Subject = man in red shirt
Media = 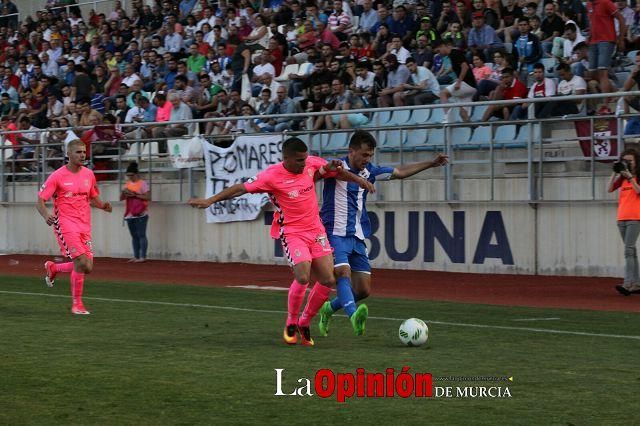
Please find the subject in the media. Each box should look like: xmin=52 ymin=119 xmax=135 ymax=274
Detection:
xmin=587 ymin=0 xmax=627 ymax=93
xmin=481 ymin=67 xmax=528 ymax=121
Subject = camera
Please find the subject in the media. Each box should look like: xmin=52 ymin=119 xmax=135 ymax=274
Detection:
xmin=613 ymin=159 xmax=631 ymax=174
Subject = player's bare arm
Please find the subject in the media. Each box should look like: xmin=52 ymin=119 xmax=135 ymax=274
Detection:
xmin=36 ymin=197 xmax=56 ymax=226
xmin=91 ymin=196 xmax=113 ymax=213
xmin=188 ymin=183 xmax=248 ymax=209
xmin=391 ymin=153 xmax=449 ymax=180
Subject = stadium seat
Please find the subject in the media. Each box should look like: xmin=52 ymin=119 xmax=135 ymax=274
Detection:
xmin=320 ymin=132 xmax=330 ymax=150
xmin=515 ymin=123 xmax=541 ymax=145
xmin=2 ymin=140 xmax=13 ymax=161
xmin=140 ymin=142 xmax=161 ymax=160
xmin=123 ymin=142 xmax=144 ymax=159
xmin=405 ymin=128 xmax=428 ymax=149
xmin=426 ymin=128 xmax=445 ymax=150
xmin=363 ymin=110 xmax=391 ymax=127
xmin=494 ymin=125 xmax=518 ymax=148
xmin=616 ymin=71 xmax=630 ymax=88
xmin=407 ymin=108 xmax=431 ymax=124
xmin=450 ymin=126 xmax=473 ymax=148
xmin=325 ymin=132 xmax=350 ymax=152
xmin=297 ymin=62 xmax=313 ymax=76
xmin=628 ymin=50 xmax=639 ymax=61
xmin=427 ymin=107 xmax=445 ymax=124
xmin=470 ymin=104 xmax=488 ymax=122
xmin=541 ymin=58 xmax=558 ymax=77
xmin=378 ymin=129 xmax=405 ymax=151
xmin=469 ymin=125 xmax=492 ymax=148
xmin=241 ymin=73 xmax=251 ymax=101
xmin=387 ymin=109 xmax=411 ymax=126
xmin=275 ymin=63 xmax=299 ymax=82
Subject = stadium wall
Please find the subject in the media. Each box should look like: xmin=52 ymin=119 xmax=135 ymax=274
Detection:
xmin=0 ymin=180 xmax=622 ymax=277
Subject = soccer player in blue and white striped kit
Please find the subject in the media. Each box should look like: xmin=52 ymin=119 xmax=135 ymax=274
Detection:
xmin=318 ymin=130 xmax=448 ymax=336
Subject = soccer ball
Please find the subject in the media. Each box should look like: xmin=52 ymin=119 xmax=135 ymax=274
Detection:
xmin=399 ymin=318 xmax=429 ymax=347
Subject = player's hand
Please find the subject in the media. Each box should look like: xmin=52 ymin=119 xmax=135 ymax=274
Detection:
xmin=188 ymin=198 xmax=212 ymax=209
xmin=359 ymin=178 xmax=376 ymax=193
xmin=326 ymin=159 xmax=344 ymax=172
xmin=102 ymin=202 xmax=112 ymax=213
xmin=432 ymin=153 xmax=449 ymax=167
xmin=44 ymin=213 xmax=56 ymax=226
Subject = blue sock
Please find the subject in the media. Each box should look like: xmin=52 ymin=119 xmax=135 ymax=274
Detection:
xmin=330 ymin=297 xmax=342 ymax=312
xmin=336 ymin=276 xmax=357 ymax=317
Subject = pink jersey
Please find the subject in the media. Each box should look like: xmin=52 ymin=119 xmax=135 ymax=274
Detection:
xmin=38 ymin=166 xmax=99 ymax=234
xmin=244 ymin=155 xmax=329 ymax=239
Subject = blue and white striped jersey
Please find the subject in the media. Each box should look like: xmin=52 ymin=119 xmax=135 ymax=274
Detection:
xmin=320 ymin=157 xmax=394 ymax=240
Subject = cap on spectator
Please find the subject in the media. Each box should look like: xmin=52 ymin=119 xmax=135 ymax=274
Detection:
xmin=472 ymin=11 xmax=484 ymax=19
xmin=421 ymin=16 xmax=430 ymax=22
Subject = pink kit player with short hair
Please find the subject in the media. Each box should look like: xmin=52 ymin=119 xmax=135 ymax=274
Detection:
xmin=36 ymin=139 xmax=112 ymax=315
xmin=189 ymin=137 xmax=374 ymax=346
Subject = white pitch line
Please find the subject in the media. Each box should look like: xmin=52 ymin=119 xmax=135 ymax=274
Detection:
xmin=1 ymin=290 xmax=639 ymax=341
xmin=511 ymin=317 xmax=561 ymax=322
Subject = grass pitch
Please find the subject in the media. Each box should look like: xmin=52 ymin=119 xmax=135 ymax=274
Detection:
xmin=1 ymin=276 xmax=639 ymax=425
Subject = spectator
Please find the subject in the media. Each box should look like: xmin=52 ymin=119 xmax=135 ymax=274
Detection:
xmin=324 ymin=76 xmax=369 ymax=130
xmin=377 ymin=54 xmax=410 ymax=107
xmin=467 ymin=12 xmax=502 ymax=62
xmin=511 ymin=62 xmax=558 ymax=119
xmin=472 ymin=53 xmax=494 ymax=83
xmin=121 ymin=162 xmax=151 ymax=263
xmin=151 ymin=92 xmax=193 ymax=151
xmin=437 ymin=40 xmax=478 ymax=122
xmin=587 ymin=0 xmax=627 ymax=94
xmin=265 ymin=86 xmax=295 ymax=132
xmin=388 ymin=5 xmax=415 ymax=40
xmin=328 ymin=0 xmax=353 ymax=41
xmin=358 ymin=0 xmax=379 ymax=33
xmin=481 ymin=67 xmax=527 ymax=121
xmin=513 ymin=17 xmax=543 ymax=76
xmin=540 ymin=3 xmax=566 ymax=54
xmin=384 ymin=34 xmax=411 ymax=64
xmin=537 ymin=63 xmax=587 ymax=118
xmin=401 ymin=57 xmax=440 ymax=105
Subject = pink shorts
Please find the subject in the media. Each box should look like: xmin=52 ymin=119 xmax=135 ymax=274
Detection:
xmin=54 ymin=230 xmax=94 ymax=260
xmin=281 ymin=230 xmax=333 ymax=266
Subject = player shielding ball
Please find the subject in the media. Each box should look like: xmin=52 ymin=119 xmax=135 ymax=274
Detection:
xmin=36 ymin=139 xmax=112 ymax=315
xmin=318 ymin=130 xmax=448 ymax=336
xmin=188 ymin=137 xmax=375 ymax=346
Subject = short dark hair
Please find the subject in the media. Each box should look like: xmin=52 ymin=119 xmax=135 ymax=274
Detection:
xmin=556 ymin=63 xmax=571 ymax=73
xmin=405 ymin=57 xmax=416 ymax=65
xmin=501 ymin=67 xmax=514 ymax=75
xmin=282 ymin=137 xmax=308 ymax=157
xmin=533 ymin=62 xmax=545 ymax=71
xmin=349 ymin=130 xmax=377 ymax=150
xmin=565 ymin=22 xmax=577 ymax=33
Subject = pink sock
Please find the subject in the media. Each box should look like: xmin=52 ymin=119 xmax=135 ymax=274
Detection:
xmin=287 ymin=280 xmax=308 ymax=326
xmin=298 ymin=283 xmax=332 ymax=327
xmin=71 ymin=270 xmax=85 ymax=305
xmin=55 ymin=262 xmax=74 ymax=273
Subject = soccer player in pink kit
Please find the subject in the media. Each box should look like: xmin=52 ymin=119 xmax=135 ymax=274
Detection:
xmin=189 ymin=137 xmax=374 ymax=346
xmin=36 ymin=139 xmax=113 ymax=315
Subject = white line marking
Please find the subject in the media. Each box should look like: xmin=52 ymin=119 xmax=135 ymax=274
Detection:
xmin=512 ymin=317 xmax=561 ymax=322
xmin=1 ymin=290 xmax=638 ymax=341
xmin=227 ymin=285 xmax=289 ymax=291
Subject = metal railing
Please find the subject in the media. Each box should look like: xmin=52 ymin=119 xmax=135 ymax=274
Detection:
xmin=1 ymin=90 xmax=639 ymax=204
xmin=48 ymin=0 xmax=127 ymax=17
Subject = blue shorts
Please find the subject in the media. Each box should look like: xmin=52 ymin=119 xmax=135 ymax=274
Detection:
xmin=588 ymin=42 xmax=615 ymax=70
xmin=328 ymin=235 xmax=371 ymax=274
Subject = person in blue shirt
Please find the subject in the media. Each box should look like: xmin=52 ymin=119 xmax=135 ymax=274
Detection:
xmin=318 ymin=130 xmax=448 ymax=336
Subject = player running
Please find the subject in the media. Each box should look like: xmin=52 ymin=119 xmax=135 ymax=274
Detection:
xmin=37 ymin=139 xmax=113 ymax=315
xmin=188 ymin=137 xmax=375 ymax=346
xmin=318 ymin=130 xmax=448 ymax=336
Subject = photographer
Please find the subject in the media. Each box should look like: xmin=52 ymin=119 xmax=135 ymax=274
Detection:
xmin=608 ymin=148 xmax=640 ymax=295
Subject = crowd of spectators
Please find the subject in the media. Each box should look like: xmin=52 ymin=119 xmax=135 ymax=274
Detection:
xmin=1 ymin=0 xmax=640 ymax=165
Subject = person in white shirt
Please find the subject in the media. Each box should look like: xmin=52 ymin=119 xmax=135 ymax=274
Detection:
xmin=121 ymin=64 xmax=142 ymax=88
xmin=251 ymin=52 xmax=276 ymax=97
xmin=385 ymin=34 xmax=411 ymax=64
xmin=401 ymin=57 xmax=440 ymax=105
xmin=352 ymin=62 xmax=376 ymax=106
xmin=511 ymin=62 xmax=557 ymax=119
xmin=164 ymin=26 xmax=184 ymax=54
xmin=537 ymin=62 xmax=586 ymax=118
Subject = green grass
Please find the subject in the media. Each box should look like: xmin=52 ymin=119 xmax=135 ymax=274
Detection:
xmin=1 ymin=275 xmax=639 ymax=425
